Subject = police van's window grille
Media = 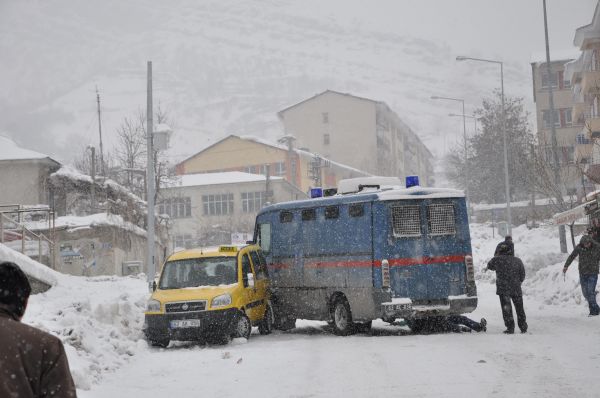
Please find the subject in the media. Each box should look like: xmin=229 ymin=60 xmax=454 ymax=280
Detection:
xmin=391 ymin=206 xmax=422 ymax=237
xmin=427 ymin=204 xmax=456 ymax=236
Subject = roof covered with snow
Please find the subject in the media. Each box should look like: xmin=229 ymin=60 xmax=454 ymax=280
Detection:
xmin=529 ymin=49 xmax=580 ymax=65
xmin=0 ymin=134 xmax=59 ymax=163
xmin=169 ymin=171 xmax=283 ymax=188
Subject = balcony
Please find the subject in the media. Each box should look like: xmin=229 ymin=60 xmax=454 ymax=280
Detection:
xmin=582 ymin=70 xmax=600 ymax=95
xmin=589 ymin=116 xmax=600 ymax=137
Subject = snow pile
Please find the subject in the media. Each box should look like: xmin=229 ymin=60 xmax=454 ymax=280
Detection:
xmin=470 ymin=223 xmax=586 ymax=308
xmin=0 ymin=242 xmax=59 ymax=286
xmin=22 ymin=274 xmax=149 ymax=390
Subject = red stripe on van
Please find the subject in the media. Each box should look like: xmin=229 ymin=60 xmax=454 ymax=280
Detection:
xmin=269 ymin=263 xmax=291 ymax=270
xmin=386 ymin=255 xmax=465 ymax=267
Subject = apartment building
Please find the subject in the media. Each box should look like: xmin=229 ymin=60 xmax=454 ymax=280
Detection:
xmin=531 ymin=53 xmax=587 ymax=194
xmin=277 ymin=90 xmax=434 ymax=186
xmin=566 ymin=2 xmax=600 ymax=184
xmin=159 ymin=172 xmax=306 ymax=248
xmin=175 ymin=134 xmax=371 ymax=193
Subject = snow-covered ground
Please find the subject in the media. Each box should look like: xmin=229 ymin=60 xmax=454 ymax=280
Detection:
xmin=11 ymin=223 xmax=600 ymax=397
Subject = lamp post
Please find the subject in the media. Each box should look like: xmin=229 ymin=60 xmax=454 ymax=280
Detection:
xmin=448 ymin=113 xmax=479 ymax=135
xmin=431 ymin=96 xmax=469 ymax=204
xmin=456 ymin=55 xmax=512 ymax=235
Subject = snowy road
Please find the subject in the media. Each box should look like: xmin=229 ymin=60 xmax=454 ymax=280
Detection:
xmin=79 ymin=283 xmax=600 ymax=398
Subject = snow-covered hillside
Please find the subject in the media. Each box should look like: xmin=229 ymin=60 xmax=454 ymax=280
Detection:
xmin=0 ymin=0 xmax=535 ymax=165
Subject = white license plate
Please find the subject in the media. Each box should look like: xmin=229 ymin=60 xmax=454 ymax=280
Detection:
xmin=170 ymin=319 xmax=201 ymax=329
xmin=393 ymin=304 xmax=411 ymax=311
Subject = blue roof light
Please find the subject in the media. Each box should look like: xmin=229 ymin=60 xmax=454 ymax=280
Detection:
xmin=406 ymin=175 xmax=419 ymax=188
xmin=310 ymin=187 xmax=323 ymax=198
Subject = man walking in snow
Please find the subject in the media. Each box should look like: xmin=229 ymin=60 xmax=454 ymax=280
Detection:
xmin=0 ymin=261 xmax=77 ymax=397
xmin=487 ymin=243 xmax=528 ymax=334
xmin=494 ymin=235 xmax=514 ymax=256
xmin=563 ymin=235 xmax=600 ymax=316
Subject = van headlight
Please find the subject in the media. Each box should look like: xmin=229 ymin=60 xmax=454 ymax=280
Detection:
xmin=211 ymin=294 xmax=232 ymax=308
xmin=146 ymin=299 xmax=161 ymax=312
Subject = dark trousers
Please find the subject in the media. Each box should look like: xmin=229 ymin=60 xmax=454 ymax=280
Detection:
xmin=446 ymin=315 xmax=483 ymax=332
xmin=499 ymin=295 xmax=527 ymax=332
xmin=580 ymin=274 xmax=600 ymax=315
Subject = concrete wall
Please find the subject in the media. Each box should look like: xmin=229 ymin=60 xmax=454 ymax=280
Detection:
xmin=0 ymin=159 xmax=58 ymax=206
xmin=53 ymin=225 xmax=163 ymax=277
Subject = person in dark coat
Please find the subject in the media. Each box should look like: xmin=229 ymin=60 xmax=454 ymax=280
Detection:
xmin=487 ymin=243 xmax=527 ymax=334
xmin=494 ymin=235 xmax=514 ymax=256
xmin=563 ymin=235 xmax=600 ymax=316
xmin=0 ymin=261 xmax=77 ymax=398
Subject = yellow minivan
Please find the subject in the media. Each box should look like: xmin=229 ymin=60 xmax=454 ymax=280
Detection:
xmin=144 ymin=244 xmax=274 ymax=347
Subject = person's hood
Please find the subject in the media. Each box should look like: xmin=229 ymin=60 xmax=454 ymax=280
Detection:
xmin=580 ymin=235 xmax=592 ymax=246
xmin=0 ymin=304 xmax=20 ymax=321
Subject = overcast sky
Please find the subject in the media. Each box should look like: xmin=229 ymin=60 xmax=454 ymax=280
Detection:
xmin=0 ymin=0 xmax=596 ymax=164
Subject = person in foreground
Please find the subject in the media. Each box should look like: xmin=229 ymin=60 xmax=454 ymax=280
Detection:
xmin=487 ymin=243 xmax=528 ymax=334
xmin=563 ymin=235 xmax=600 ymax=316
xmin=0 ymin=261 xmax=77 ymax=398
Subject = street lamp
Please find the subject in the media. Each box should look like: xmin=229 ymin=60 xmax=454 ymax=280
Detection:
xmin=456 ymin=55 xmax=512 ymax=235
xmin=431 ymin=96 xmax=469 ymax=205
xmin=449 ymin=113 xmax=479 ymax=135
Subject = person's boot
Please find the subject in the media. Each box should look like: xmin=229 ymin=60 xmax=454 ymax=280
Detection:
xmin=502 ymin=329 xmax=514 ymax=334
xmin=480 ymin=318 xmax=487 ymax=332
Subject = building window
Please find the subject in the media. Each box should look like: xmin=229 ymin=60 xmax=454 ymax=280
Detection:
xmin=541 ymin=72 xmax=558 ymax=89
xmin=542 ymin=110 xmax=560 ymax=128
xmin=158 ymin=197 xmax=191 ymax=219
xmin=301 ymin=209 xmax=316 ymax=221
xmin=576 ymin=133 xmax=591 ymax=145
xmin=174 ymin=234 xmax=195 ymax=249
xmin=242 ymin=191 xmax=267 ymax=213
xmin=563 ymin=109 xmax=572 ymax=127
xmin=202 ymin=193 xmax=234 ymax=215
xmin=322 ymin=112 xmax=329 ymax=123
xmin=324 ymin=133 xmax=330 ymax=145
xmin=274 ymin=161 xmax=286 ymax=176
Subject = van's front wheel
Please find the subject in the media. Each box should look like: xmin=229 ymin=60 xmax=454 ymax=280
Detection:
xmin=331 ymin=297 xmax=355 ymax=336
xmin=258 ymin=304 xmax=274 ymax=335
xmin=231 ymin=312 xmax=252 ymax=340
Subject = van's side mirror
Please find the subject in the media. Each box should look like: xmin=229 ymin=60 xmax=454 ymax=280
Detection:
xmin=247 ymin=273 xmax=255 ymax=288
xmin=152 ymin=280 xmax=157 ymax=292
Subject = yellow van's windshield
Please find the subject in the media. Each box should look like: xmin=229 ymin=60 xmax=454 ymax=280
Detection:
xmin=159 ymin=257 xmax=238 ymax=289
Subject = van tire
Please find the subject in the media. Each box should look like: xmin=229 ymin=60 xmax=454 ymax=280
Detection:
xmin=258 ymin=304 xmax=274 ymax=335
xmin=331 ymin=297 xmax=355 ymax=336
xmin=231 ymin=312 xmax=252 ymax=340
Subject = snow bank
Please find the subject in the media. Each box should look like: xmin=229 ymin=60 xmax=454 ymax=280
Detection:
xmin=0 ymin=242 xmax=59 ymax=286
xmin=470 ymin=223 xmax=587 ymax=308
xmin=22 ymin=273 xmax=149 ymax=390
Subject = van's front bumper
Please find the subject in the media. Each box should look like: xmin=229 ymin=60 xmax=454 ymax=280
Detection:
xmin=382 ymin=295 xmax=478 ymax=319
xmin=144 ymin=308 xmax=238 ymax=341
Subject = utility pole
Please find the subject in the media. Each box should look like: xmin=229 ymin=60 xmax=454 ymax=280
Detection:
xmin=146 ymin=61 xmax=156 ymax=291
xmin=96 ymin=87 xmax=105 ymax=176
xmin=543 ymin=0 xmax=567 ymax=253
xmin=89 ymin=146 xmax=96 ymax=212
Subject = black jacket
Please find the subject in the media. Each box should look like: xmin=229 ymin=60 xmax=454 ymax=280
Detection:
xmin=487 ymin=254 xmax=526 ymax=296
xmin=564 ymin=235 xmax=600 ymax=275
xmin=0 ymin=306 xmax=77 ymax=398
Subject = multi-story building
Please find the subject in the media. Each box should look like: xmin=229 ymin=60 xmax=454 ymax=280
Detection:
xmin=277 ymin=90 xmax=434 ymax=186
xmin=159 ymin=171 xmax=306 ymax=248
xmin=531 ymin=53 xmax=588 ymax=194
xmin=175 ymin=134 xmax=371 ymax=193
xmin=566 ymin=2 xmax=600 ymax=184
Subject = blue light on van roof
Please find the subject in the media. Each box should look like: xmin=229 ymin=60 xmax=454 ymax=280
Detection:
xmin=406 ymin=175 xmax=419 ymax=188
xmin=310 ymin=187 xmax=323 ymax=198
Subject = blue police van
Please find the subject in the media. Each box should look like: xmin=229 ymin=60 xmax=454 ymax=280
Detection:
xmin=252 ymin=177 xmax=477 ymax=335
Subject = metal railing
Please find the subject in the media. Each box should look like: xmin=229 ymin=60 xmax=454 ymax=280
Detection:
xmin=0 ymin=209 xmax=56 ymax=269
